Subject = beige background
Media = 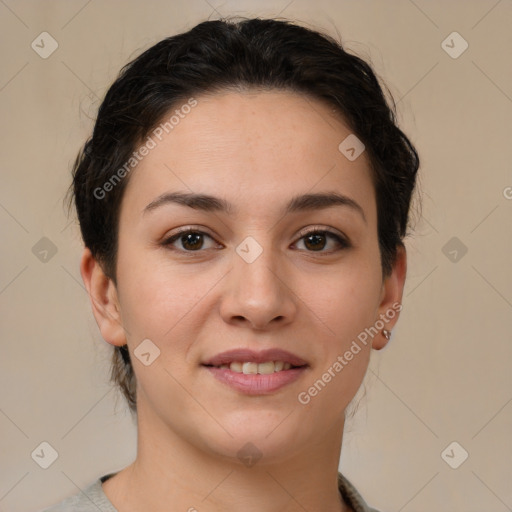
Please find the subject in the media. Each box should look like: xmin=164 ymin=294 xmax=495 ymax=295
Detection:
xmin=1 ymin=1 xmax=511 ymax=511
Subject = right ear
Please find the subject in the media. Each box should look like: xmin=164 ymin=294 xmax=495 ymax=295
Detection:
xmin=79 ymin=247 xmax=127 ymax=347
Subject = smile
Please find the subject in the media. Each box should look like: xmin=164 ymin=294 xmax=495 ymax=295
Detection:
xmin=210 ymin=361 xmax=297 ymax=374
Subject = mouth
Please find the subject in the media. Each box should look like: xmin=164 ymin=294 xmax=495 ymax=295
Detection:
xmin=202 ymin=360 xmax=306 ymax=374
xmin=201 ymin=347 xmax=308 ymax=371
xmin=201 ymin=348 xmax=309 ymax=394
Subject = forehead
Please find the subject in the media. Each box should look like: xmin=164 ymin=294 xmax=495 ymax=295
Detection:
xmin=121 ymin=90 xmax=376 ymax=222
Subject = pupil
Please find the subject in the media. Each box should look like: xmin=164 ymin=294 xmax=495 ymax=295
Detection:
xmin=183 ymin=233 xmax=203 ymax=250
xmin=305 ymin=233 xmax=325 ymax=251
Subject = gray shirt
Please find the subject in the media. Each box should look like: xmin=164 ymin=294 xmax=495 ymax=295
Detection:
xmin=40 ymin=472 xmax=381 ymax=512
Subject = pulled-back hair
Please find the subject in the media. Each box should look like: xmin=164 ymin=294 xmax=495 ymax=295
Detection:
xmin=67 ymin=17 xmax=420 ymax=414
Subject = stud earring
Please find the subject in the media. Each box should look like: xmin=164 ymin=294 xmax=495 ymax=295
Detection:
xmin=382 ymin=329 xmax=391 ymax=341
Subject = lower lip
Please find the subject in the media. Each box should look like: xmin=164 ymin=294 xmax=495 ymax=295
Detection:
xmin=203 ymin=365 xmax=308 ymax=395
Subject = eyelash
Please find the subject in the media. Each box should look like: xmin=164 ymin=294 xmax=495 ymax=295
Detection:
xmin=161 ymin=226 xmax=350 ymax=254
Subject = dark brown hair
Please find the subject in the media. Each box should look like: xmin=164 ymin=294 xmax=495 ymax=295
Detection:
xmin=67 ymin=17 xmax=420 ymax=414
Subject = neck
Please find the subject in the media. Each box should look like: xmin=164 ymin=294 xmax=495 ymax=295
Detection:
xmin=104 ymin=397 xmax=352 ymax=512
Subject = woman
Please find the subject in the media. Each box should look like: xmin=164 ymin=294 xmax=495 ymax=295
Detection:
xmin=44 ymin=16 xmax=418 ymax=512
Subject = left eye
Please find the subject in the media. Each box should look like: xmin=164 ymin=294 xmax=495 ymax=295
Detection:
xmin=294 ymin=230 xmax=348 ymax=252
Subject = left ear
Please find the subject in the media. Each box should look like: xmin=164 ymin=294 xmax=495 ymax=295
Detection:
xmin=372 ymin=244 xmax=407 ymax=350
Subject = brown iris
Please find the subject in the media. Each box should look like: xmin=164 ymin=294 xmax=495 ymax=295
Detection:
xmin=180 ymin=232 xmax=204 ymax=250
xmin=303 ymin=232 xmax=327 ymax=251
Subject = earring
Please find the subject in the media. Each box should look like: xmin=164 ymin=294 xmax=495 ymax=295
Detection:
xmin=382 ymin=329 xmax=391 ymax=340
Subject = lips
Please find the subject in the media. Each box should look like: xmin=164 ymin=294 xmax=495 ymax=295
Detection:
xmin=201 ymin=348 xmax=308 ymax=368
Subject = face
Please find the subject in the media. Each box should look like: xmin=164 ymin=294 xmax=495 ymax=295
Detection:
xmin=85 ymin=90 xmax=406 ymax=464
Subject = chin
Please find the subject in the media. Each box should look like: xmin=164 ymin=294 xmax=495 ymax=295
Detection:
xmin=199 ymin=414 xmax=307 ymax=466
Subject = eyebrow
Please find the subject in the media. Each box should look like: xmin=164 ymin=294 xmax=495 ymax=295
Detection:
xmin=143 ymin=191 xmax=366 ymax=223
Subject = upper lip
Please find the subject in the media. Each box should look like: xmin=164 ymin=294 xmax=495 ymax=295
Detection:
xmin=202 ymin=348 xmax=308 ymax=367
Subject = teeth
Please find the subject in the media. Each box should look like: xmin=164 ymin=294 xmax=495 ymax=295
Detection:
xmin=257 ymin=361 xmax=275 ymax=374
xmin=218 ymin=361 xmax=297 ymax=374
xmin=242 ymin=362 xmax=258 ymax=374
xmin=230 ymin=361 xmax=243 ymax=372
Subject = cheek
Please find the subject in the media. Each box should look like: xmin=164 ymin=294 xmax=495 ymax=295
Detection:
xmin=301 ymin=255 xmax=382 ymax=342
xmin=294 ymin=266 xmax=380 ymax=422
xmin=117 ymin=251 xmax=207 ymax=335
xmin=116 ymin=253 xmax=226 ymax=386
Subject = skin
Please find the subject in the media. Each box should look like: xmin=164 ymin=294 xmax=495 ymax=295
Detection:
xmin=81 ymin=90 xmax=407 ymax=512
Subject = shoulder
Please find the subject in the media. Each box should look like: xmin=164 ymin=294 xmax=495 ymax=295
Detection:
xmin=338 ymin=472 xmax=383 ymax=512
xmin=38 ymin=474 xmax=118 ymax=512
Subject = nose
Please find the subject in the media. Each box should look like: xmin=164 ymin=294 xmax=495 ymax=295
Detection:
xmin=219 ymin=245 xmax=297 ymax=330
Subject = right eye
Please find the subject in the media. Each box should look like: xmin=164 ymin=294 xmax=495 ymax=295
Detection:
xmin=161 ymin=228 xmax=221 ymax=252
